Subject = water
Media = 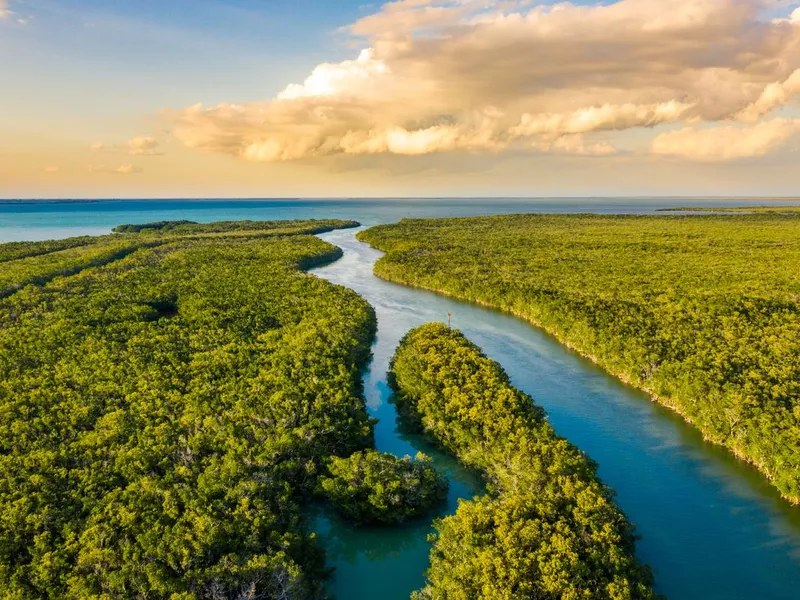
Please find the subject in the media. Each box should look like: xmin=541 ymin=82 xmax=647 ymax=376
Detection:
xmin=3 ymin=197 xmax=800 ymax=242
xmin=3 ymin=198 xmax=800 ymax=599
xmin=310 ymin=228 xmax=800 ymax=600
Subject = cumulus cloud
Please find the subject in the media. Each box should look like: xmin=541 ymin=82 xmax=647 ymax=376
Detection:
xmin=651 ymin=119 xmax=800 ymax=161
xmin=735 ymin=69 xmax=800 ymax=123
xmin=170 ymin=0 xmax=800 ymax=162
xmin=88 ymin=164 xmax=143 ymax=174
xmin=91 ymin=136 xmax=163 ymax=156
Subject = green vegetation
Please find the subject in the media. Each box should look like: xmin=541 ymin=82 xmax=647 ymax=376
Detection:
xmin=0 ymin=238 xmax=154 ymax=299
xmin=0 ymin=237 xmax=98 ymax=263
xmin=112 ymin=220 xmax=199 ymax=232
xmin=390 ymin=323 xmax=658 ymax=600
xmin=657 ymin=206 xmax=800 ymax=213
xmin=359 ymin=214 xmax=800 ymax=503
xmin=0 ymin=220 xmax=377 ymax=598
xmin=319 ymin=450 xmax=448 ymax=526
xmin=112 ymin=219 xmax=360 ymax=236
xmin=0 ymin=219 xmax=361 ymax=301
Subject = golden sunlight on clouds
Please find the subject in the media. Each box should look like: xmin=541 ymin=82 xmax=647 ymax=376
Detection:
xmin=90 ymin=137 xmax=163 ymax=156
xmin=651 ymin=119 xmax=800 ymax=161
xmin=170 ymin=0 xmax=800 ymax=164
xmin=88 ymin=164 xmax=143 ymax=175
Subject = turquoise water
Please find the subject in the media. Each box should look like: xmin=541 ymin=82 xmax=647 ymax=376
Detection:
xmin=311 ymin=228 xmax=800 ymax=600
xmin=3 ymin=198 xmax=800 ymax=599
xmin=4 ymin=197 xmax=800 ymax=241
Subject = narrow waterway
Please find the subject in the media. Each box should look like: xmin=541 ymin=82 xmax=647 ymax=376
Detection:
xmin=310 ymin=227 xmax=800 ymax=600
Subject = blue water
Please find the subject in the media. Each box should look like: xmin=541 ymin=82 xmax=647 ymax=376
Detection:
xmin=3 ymin=197 xmax=800 ymax=242
xmin=310 ymin=228 xmax=800 ymax=600
xmin=3 ymin=197 xmax=800 ymax=599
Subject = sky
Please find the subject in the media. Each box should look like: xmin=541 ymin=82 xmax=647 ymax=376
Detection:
xmin=2 ymin=0 xmax=800 ymax=198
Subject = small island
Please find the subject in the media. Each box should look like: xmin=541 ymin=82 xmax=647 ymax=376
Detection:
xmin=319 ymin=450 xmax=449 ymax=526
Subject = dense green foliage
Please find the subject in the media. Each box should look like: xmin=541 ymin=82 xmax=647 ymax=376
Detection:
xmin=112 ymin=220 xmax=198 ymax=232
xmin=390 ymin=324 xmax=658 ymax=600
xmin=0 ymin=219 xmax=361 ymax=301
xmin=0 ymin=221 xmax=376 ymax=598
xmin=0 ymin=238 xmax=153 ymax=299
xmin=318 ymin=450 xmax=448 ymax=526
xmin=0 ymin=237 xmax=98 ymax=263
xmin=113 ymin=219 xmax=360 ymax=236
xmin=657 ymin=206 xmax=800 ymax=213
xmin=360 ymin=214 xmax=800 ymax=502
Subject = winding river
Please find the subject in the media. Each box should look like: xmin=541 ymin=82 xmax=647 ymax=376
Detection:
xmin=310 ymin=227 xmax=800 ymax=600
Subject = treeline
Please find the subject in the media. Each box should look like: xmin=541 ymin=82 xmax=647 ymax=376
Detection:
xmin=0 ymin=219 xmax=360 ymax=301
xmin=112 ymin=220 xmax=198 ymax=232
xmin=390 ymin=323 xmax=658 ymax=599
xmin=0 ymin=222 xmax=376 ymax=598
xmin=657 ymin=206 xmax=800 ymax=213
xmin=113 ymin=219 xmax=361 ymax=236
xmin=359 ymin=214 xmax=800 ymax=502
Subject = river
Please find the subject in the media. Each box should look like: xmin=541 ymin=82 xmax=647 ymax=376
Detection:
xmin=3 ymin=198 xmax=800 ymax=599
xmin=310 ymin=227 xmax=800 ymax=600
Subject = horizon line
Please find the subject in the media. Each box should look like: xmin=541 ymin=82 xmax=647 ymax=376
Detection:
xmin=3 ymin=196 xmax=800 ymax=203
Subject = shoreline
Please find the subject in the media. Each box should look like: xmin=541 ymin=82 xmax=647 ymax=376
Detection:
xmin=363 ymin=265 xmax=800 ymax=507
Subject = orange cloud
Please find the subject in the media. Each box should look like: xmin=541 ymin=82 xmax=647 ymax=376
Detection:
xmin=651 ymin=119 xmax=800 ymax=161
xmin=170 ymin=0 xmax=800 ymax=162
xmin=88 ymin=164 xmax=143 ymax=174
xmin=90 ymin=137 xmax=163 ymax=156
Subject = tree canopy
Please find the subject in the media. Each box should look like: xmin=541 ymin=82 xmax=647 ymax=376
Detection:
xmin=390 ymin=323 xmax=658 ymax=600
xmin=361 ymin=213 xmax=800 ymax=503
xmin=318 ymin=450 xmax=448 ymax=526
xmin=0 ymin=220 xmax=375 ymax=598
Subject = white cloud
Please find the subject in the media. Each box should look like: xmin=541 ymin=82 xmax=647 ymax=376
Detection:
xmin=651 ymin=119 xmax=800 ymax=161
xmin=88 ymin=164 xmax=143 ymax=174
xmin=170 ymin=0 xmax=800 ymax=162
xmin=277 ymin=49 xmax=390 ymax=100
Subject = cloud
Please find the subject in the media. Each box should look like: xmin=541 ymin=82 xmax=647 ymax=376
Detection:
xmin=170 ymin=0 xmax=800 ymax=162
xmin=510 ymin=102 xmax=695 ymax=138
xmin=90 ymin=137 xmax=163 ymax=156
xmin=651 ymin=119 xmax=800 ymax=161
xmin=276 ymin=49 xmax=390 ymax=100
xmin=88 ymin=164 xmax=143 ymax=174
xmin=43 ymin=166 xmax=60 ymax=173
xmin=735 ymin=69 xmax=800 ymax=123
xmin=126 ymin=137 xmax=161 ymax=155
